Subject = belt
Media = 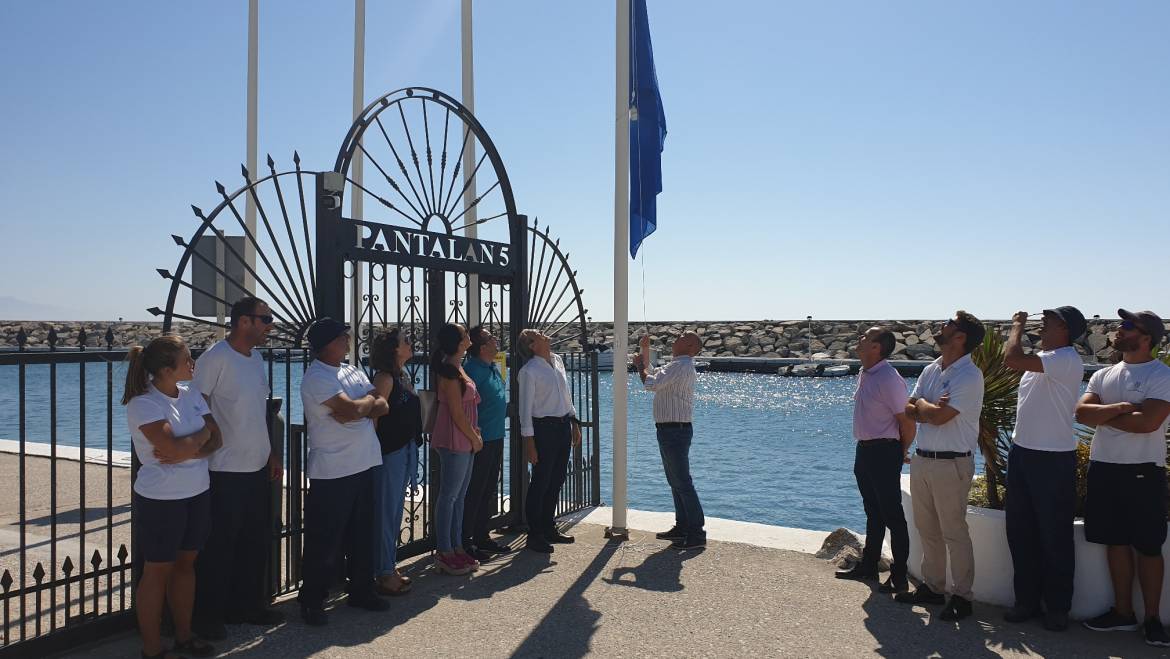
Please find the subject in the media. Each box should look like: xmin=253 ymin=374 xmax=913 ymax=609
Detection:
xmin=534 ymin=414 xmax=572 ymax=424
xmin=858 ymin=438 xmax=900 ymax=447
xmin=916 ymin=449 xmax=972 ymax=459
xmin=656 ymin=422 xmax=692 ymax=429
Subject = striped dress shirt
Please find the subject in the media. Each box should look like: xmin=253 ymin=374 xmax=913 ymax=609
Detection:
xmin=644 ymin=355 xmax=696 ymax=423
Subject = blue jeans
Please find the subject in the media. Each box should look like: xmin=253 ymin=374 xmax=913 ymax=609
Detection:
xmin=372 ymin=443 xmax=418 ymax=576
xmin=435 ymin=448 xmax=475 ymax=553
xmin=656 ymin=425 xmax=705 ymax=540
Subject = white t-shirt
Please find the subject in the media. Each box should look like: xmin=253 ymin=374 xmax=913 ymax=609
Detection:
xmin=1087 ymin=359 xmax=1170 ymax=466
xmin=910 ymin=354 xmax=984 ymax=454
xmin=126 ymin=382 xmax=212 ymax=500
xmin=1012 ymin=347 xmax=1084 ymax=452
xmin=194 ymin=340 xmax=271 ymax=473
xmin=300 ymin=360 xmax=382 ymax=480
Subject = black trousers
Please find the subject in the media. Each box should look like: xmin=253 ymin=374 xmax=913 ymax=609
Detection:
xmin=193 ymin=468 xmax=270 ymax=623
xmin=298 ymin=468 xmax=376 ymax=608
xmin=463 ymin=439 xmax=504 ymax=546
xmin=854 ymin=440 xmax=909 ymax=577
xmin=1005 ymin=445 xmax=1076 ymax=614
xmin=526 ymin=419 xmax=571 ymax=538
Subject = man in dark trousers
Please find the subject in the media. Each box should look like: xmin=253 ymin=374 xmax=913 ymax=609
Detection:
xmin=836 ymin=327 xmax=915 ymax=593
xmin=192 ymin=297 xmax=284 ymax=639
xmin=1002 ymin=307 xmax=1086 ymax=632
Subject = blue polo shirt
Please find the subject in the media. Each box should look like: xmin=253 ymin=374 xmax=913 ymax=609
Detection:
xmin=464 ymin=356 xmax=507 ymax=441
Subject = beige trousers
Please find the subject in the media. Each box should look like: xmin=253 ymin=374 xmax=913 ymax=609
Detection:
xmin=909 ymin=454 xmax=975 ymax=600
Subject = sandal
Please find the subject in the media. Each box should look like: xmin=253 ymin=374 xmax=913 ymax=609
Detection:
xmin=172 ymin=636 xmax=216 ymax=658
xmin=375 ymin=574 xmax=412 ymax=596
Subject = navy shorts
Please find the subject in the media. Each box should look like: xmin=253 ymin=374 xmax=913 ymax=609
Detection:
xmin=134 ymin=490 xmax=212 ymax=563
xmin=1083 ymin=461 xmax=1168 ymax=556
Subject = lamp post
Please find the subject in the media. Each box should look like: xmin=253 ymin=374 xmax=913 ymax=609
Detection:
xmin=807 ymin=315 xmax=813 ymax=361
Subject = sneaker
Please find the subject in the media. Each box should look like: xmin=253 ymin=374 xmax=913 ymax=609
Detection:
xmin=670 ymin=536 xmax=706 ymax=550
xmin=299 ymin=604 xmax=328 ymax=627
xmin=894 ymin=586 xmax=945 ymax=606
xmin=655 ymin=526 xmax=686 ymax=541
xmin=1083 ymin=608 xmax=1139 ymax=632
xmin=1043 ymin=611 xmax=1069 ymax=632
xmin=1145 ymin=618 xmax=1170 ymax=647
xmin=347 ymin=593 xmax=390 ymax=612
xmin=834 ymin=564 xmax=878 ymax=581
xmin=878 ymin=575 xmax=909 ymax=594
xmin=456 ymin=552 xmax=481 ymax=570
xmin=1003 ymin=605 xmax=1041 ymax=624
xmin=939 ymin=595 xmax=972 ymax=621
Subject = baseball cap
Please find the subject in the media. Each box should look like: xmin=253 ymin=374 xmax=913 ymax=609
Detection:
xmin=307 ymin=317 xmax=350 ymax=352
xmin=1118 ymin=309 xmax=1165 ymax=345
xmin=1043 ymin=306 xmax=1087 ymax=342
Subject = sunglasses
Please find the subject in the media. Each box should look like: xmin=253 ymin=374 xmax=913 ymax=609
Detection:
xmin=1120 ymin=319 xmax=1148 ymax=335
xmin=243 ymin=313 xmax=275 ymax=325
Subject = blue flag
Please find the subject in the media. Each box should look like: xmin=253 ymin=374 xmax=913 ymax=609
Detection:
xmin=629 ymin=0 xmax=666 ymax=258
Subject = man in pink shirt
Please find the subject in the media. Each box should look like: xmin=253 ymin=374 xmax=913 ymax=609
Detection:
xmin=836 ymin=327 xmax=916 ymax=593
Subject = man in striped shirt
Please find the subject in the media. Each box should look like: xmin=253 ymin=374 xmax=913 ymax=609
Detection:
xmin=637 ymin=331 xmax=705 ymax=549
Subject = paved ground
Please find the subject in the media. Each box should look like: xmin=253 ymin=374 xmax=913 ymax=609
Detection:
xmin=70 ymin=520 xmax=1167 ymax=659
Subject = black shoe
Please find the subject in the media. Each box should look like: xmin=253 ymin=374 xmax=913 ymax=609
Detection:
xmin=467 ymin=547 xmax=493 ymax=562
xmin=1146 ymin=618 xmax=1170 ymax=647
xmin=878 ymin=575 xmax=909 ymax=594
xmin=347 ymin=593 xmax=390 ymax=612
xmin=476 ymin=538 xmax=513 ymax=554
xmin=894 ymin=586 xmax=945 ymax=606
xmin=546 ymin=531 xmax=575 ymax=544
xmin=655 ymin=526 xmax=686 ymax=541
xmin=670 ymin=536 xmax=706 ymax=550
xmin=225 ymin=608 xmax=286 ymax=626
xmin=300 ymin=604 xmax=328 ymax=627
xmin=939 ymin=596 xmax=973 ymax=621
xmin=1003 ymin=605 xmax=1041 ymax=624
xmin=834 ymin=563 xmax=878 ymax=581
xmin=1043 ymin=611 xmax=1069 ymax=632
xmin=526 ymin=540 xmax=554 ymax=554
xmin=190 ymin=620 xmax=226 ymax=641
xmin=1083 ymin=608 xmax=1139 ymax=632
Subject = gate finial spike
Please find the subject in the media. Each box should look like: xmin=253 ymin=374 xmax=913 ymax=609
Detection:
xmin=241 ymin=163 xmax=251 ymax=180
xmin=293 ymin=151 xmax=301 ymax=166
xmin=214 ymin=181 xmax=227 ymax=196
xmin=171 ymin=235 xmax=187 ymax=247
xmin=147 ymin=307 xmax=164 ymax=317
xmin=267 ymin=154 xmax=276 ymax=170
xmin=191 ymin=205 xmax=205 ymax=218
xmin=157 ymin=269 xmax=172 ymax=280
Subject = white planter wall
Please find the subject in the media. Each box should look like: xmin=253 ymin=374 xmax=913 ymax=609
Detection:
xmin=900 ymin=474 xmax=1170 ymax=623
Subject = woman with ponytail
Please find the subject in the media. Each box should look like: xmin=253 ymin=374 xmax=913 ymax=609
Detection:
xmin=428 ymin=323 xmax=483 ymax=575
xmin=123 ymin=335 xmax=222 ymax=659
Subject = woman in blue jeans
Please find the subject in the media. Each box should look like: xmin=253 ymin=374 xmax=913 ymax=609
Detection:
xmin=370 ymin=328 xmax=422 ymax=594
xmin=429 ymin=323 xmax=483 ymax=575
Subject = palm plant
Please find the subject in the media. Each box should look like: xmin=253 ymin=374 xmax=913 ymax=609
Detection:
xmin=970 ymin=329 xmax=1023 ymax=509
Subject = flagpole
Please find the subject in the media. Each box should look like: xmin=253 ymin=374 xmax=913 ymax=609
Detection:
xmin=607 ymin=0 xmax=631 ymax=540
xmin=349 ymin=0 xmax=365 ymax=362
xmin=461 ymin=0 xmax=480 ymax=327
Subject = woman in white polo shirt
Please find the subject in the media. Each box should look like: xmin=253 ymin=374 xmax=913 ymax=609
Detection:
xmin=123 ymin=335 xmax=222 ymax=659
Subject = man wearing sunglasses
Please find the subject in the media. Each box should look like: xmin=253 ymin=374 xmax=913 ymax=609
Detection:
xmin=1077 ymin=309 xmax=1170 ymax=647
xmin=192 ymin=297 xmax=285 ymax=638
xmin=1001 ymin=306 xmax=1086 ymax=632
xmin=896 ymin=311 xmax=985 ymax=622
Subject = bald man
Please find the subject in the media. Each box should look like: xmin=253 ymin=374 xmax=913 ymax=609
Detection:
xmin=637 ymin=332 xmax=706 ymax=549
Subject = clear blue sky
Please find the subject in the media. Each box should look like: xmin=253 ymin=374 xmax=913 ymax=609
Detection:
xmin=1 ymin=1 xmax=1167 ymax=322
